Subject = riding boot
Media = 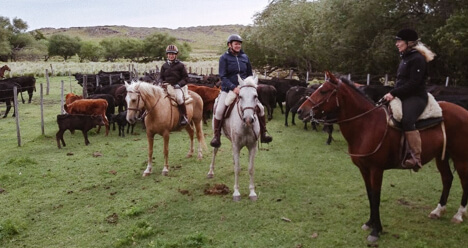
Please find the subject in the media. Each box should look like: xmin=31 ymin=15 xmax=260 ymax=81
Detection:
xmin=178 ymin=104 xmax=188 ymax=126
xmin=258 ymin=115 xmax=273 ymax=143
xmin=210 ymin=118 xmax=223 ymax=148
xmin=403 ymin=130 xmax=422 ymax=171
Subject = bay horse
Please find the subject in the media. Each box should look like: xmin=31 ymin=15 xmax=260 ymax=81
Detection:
xmin=0 ymin=65 xmax=10 ymax=78
xmin=297 ymin=71 xmax=468 ymax=242
xmin=207 ymin=75 xmax=260 ymax=201
xmin=125 ymin=81 xmax=206 ymax=176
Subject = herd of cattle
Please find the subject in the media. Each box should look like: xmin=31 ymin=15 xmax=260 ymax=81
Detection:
xmin=2 ymin=67 xmax=468 ymax=148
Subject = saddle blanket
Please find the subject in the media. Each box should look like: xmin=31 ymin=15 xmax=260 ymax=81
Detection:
xmin=390 ymin=93 xmax=442 ymax=122
xmin=164 ymin=84 xmax=193 ymax=106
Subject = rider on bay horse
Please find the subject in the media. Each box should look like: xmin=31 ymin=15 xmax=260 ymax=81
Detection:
xmin=210 ymin=34 xmax=273 ymax=148
xmin=383 ymin=28 xmax=436 ymax=171
xmin=159 ymin=44 xmax=189 ymax=126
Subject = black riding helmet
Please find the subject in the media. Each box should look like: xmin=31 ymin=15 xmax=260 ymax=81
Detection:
xmin=227 ymin=34 xmax=243 ymax=45
xmin=395 ymin=28 xmax=418 ymax=41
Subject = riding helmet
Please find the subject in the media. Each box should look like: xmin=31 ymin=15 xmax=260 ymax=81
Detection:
xmin=395 ymin=28 xmax=418 ymax=41
xmin=227 ymin=34 xmax=243 ymax=44
xmin=166 ymin=45 xmax=178 ymax=54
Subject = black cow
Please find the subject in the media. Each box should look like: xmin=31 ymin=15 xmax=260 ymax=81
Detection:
xmin=257 ymin=84 xmax=277 ymax=120
xmin=0 ymin=81 xmax=23 ymax=117
xmin=111 ymin=111 xmax=136 ymax=137
xmin=435 ymin=95 xmax=468 ymax=111
xmin=359 ymin=85 xmax=393 ymax=103
xmin=285 ymin=86 xmax=316 ymax=127
xmin=56 ymin=114 xmax=105 ymax=148
xmin=7 ymin=76 xmax=36 ymax=103
xmin=259 ymin=78 xmax=308 ymax=114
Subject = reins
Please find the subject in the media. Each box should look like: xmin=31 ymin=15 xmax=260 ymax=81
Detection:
xmin=307 ymin=81 xmax=390 ymax=157
xmin=235 ymin=84 xmax=259 ymax=141
xmin=127 ymin=85 xmax=161 ymax=120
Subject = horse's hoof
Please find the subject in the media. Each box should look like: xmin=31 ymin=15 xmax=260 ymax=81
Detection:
xmin=233 ymin=195 xmax=241 ymax=201
xmin=249 ymin=195 xmax=258 ymax=201
xmin=429 ymin=213 xmax=441 ymax=219
xmin=451 ymin=217 xmax=463 ymax=224
xmin=361 ymin=224 xmax=371 ymax=231
xmin=207 ymin=173 xmax=214 ymax=179
xmin=186 ymin=154 xmax=193 ymax=158
xmin=142 ymin=173 xmax=151 ymax=177
xmin=162 ymin=171 xmax=168 ymax=176
xmin=367 ymin=235 xmax=379 ymax=243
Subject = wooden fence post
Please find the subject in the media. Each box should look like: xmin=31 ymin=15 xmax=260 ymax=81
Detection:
xmin=83 ymin=75 xmax=88 ymax=98
xmin=40 ymin=83 xmax=45 ymax=135
xmin=13 ymin=86 xmax=21 ymax=146
xmin=367 ymin=74 xmax=370 ymax=85
xmin=61 ymin=81 xmax=65 ymax=114
xmin=445 ymin=77 xmax=450 ymax=87
xmin=45 ymin=69 xmax=50 ymax=95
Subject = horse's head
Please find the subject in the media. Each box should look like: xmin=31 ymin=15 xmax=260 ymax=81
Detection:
xmin=238 ymin=75 xmax=259 ymax=126
xmin=125 ymin=81 xmax=145 ymax=124
xmin=297 ymin=71 xmax=340 ymax=122
xmin=3 ymin=65 xmax=11 ymax=71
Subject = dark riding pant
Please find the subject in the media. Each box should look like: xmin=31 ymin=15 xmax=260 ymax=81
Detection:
xmin=401 ymin=96 xmax=428 ymax=131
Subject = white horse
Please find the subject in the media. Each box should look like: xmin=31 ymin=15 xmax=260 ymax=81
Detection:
xmin=207 ymin=75 xmax=260 ymax=201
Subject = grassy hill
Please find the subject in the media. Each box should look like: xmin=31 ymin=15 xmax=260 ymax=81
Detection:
xmin=36 ymin=25 xmax=246 ymax=55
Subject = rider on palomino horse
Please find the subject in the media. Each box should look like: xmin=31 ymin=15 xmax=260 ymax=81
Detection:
xmin=159 ymin=45 xmax=189 ymax=126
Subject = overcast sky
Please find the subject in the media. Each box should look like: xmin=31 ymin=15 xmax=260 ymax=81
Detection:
xmin=1 ymin=0 xmax=270 ymax=31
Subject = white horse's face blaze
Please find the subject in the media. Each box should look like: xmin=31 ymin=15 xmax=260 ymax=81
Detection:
xmin=125 ymin=83 xmax=144 ymax=124
xmin=238 ymin=75 xmax=259 ymax=126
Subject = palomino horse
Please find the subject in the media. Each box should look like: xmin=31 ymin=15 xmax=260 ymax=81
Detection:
xmin=297 ymin=71 xmax=468 ymax=242
xmin=0 ymin=65 xmax=10 ymax=78
xmin=207 ymin=75 xmax=260 ymax=201
xmin=125 ymin=81 xmax=206 ymax=176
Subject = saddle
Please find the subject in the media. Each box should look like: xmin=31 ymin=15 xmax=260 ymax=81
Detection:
xmin=387 ymin=93 xmax=446 ymax=168
xmin=162 ymin=84 xmax=193 ymax=106
xmin=388 ymin=93 xmax=443 ymax=131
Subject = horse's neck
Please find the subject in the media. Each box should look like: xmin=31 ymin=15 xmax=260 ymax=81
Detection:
xmin=337 ymin=90 xmax=388 ymax=144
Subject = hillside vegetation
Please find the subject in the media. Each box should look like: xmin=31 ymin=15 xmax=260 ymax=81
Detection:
xmin=36 ymin=25 xmax=245 ymax=53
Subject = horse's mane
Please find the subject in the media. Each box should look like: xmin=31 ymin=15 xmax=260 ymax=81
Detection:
xmin=339 ymin=77 xmax=375 ymax=104
xmin=129 ymin=80 xmax=164 ymax=98
xmin=243 ymin=76 xmax=258 ymax=88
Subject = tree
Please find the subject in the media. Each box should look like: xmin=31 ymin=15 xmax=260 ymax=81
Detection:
xmin=48 ymin=34 xmax=81 ymax=61
xmin=120 ymin=38 xmax=144 ymax=62
xmin=100 ymin=37 xmax=123 ymax=62
xmin=141 ymin=32 xmax=191 ymax=61
xmin=78 ymin=41 xmax=103 ymax=62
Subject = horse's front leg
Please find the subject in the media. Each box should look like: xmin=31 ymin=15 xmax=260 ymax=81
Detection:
xmin=429 ymin=157 xmax=453 ymax=219
xmin=248 ymin=145 xmax=258 ymax=201
xmin=451 ymin=158 xmax=468 ymax=223
xmin=185 ymin=125 xmax=195 ymax=158
xmin=162 ymin=132 xmax=170 ymax=176
xmin=207 ymin=147 xmax=218 ymax=178
xmin=232 ymin=145 xmax=241 ymax=201
xmin=143 ymin=133 xmax=155 ymax=177
xmin=359 ymin=167 xmax=384 ymax=243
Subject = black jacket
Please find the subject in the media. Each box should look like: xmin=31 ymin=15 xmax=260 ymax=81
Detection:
xmin=159 ymin=60 xmax=188 ymax=87
xmin=390 ymin=49 xmax=427 ymax=100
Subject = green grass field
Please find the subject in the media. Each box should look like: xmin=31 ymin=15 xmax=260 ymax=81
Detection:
xmin=1 ymin=76 xmax=467 ymax=247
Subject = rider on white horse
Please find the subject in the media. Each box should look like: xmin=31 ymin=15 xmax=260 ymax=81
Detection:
xmin=210 ymin=34 xmax=273 ymax=148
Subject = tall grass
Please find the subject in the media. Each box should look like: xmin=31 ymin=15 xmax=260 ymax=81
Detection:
xmin=0 ymin=76 xmax=467 ymax=247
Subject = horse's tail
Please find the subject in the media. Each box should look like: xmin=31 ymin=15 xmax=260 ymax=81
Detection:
xmin=194 ymin=119 xmax=208 ymax=150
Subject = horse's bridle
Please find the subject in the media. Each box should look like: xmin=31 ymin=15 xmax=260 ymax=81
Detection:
xmin=126 ymin=85 xmax=161 ymax=120
xmin=236 ymin=85 xmax=258 ymax=118
xmin=306 ymin=79 xmax=389 ymax=157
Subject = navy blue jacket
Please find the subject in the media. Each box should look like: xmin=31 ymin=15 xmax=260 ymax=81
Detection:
xmin=390 ymin=49 xmax=428 ymax=100
xmin=219 ymin=49 xmax=253 ymax=92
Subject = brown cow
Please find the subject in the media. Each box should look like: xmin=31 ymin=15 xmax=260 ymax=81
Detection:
xmin=65 ymin=92 xmax=83 ymax=105
xmin=187 ymin=84 xmax=220 ymax=124
xmin=64 ymin=99 xmax=109 ymax=135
